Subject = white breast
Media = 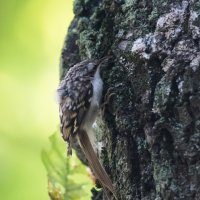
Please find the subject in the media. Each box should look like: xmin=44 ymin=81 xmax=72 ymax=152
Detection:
xmin=82 ymin=67 xmax=103 ymax=151
xmin=91 ymin=67 xmax=103 ymax=106
xmin=83 ymin=67 xmax=103 ymax=130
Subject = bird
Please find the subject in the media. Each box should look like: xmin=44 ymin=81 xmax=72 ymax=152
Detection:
xmin=56 ymin=57 xmax=117 ymax=199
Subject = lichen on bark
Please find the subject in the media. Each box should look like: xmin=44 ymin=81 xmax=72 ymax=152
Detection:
xmin=60 ymin=0 xmax=200 ymax=199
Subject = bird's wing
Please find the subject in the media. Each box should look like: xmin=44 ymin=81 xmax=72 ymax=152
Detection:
xmin=57 ymin=76 xmax=93 ymax=155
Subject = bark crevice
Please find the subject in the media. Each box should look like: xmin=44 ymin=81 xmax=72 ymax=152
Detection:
xmin=60 ymin=0 xmax=200 ymax=199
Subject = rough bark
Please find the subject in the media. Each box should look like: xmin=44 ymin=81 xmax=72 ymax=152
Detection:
xmin=60 ymin=0 xmax=200 ymax=199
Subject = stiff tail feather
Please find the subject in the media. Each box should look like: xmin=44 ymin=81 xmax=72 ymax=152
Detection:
xmin=77 ymin=129 xmax=117 ymax=200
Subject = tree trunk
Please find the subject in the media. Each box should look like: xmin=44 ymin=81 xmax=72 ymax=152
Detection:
xmin=60 ymin=0 xmax=200 ymax=199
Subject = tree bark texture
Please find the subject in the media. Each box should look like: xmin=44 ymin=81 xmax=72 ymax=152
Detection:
xmin=60 ymin=0 xmax=200 ymax=199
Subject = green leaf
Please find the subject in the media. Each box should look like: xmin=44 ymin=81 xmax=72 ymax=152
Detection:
xmin=42 ymin=132 xmax=93 ymax=200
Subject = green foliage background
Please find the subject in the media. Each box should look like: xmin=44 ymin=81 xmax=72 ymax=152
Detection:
xmin=42 ymin=132 xmax=93 ymax=200
xmin=0 ymin=1 xmax=92 ymax=200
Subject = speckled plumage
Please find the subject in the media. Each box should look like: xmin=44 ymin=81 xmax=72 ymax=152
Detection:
xmin=57 ymin=59 xmax=102 ymax=155
xmin=57 ymin=57 xmax=117 ymax=199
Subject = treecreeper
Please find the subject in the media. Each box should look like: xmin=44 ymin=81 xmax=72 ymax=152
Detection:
xmin=57 ymin=57 xmax=117 ymax=200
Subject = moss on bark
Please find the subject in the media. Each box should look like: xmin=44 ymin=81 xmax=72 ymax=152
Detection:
xmin=60 ymin=0 xmax=200 ymax=199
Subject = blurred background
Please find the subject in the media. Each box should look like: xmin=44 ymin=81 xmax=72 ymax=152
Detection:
xmin=0 ymin=0 xmax=92 ymax=200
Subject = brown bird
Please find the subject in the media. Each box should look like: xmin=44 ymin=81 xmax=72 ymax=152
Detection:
xmin=57 ymin=58 xmax=117 ymax=199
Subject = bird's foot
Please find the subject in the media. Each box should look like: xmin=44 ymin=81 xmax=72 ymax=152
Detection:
xmin=101 ymin=87 xmax=115 ymax=116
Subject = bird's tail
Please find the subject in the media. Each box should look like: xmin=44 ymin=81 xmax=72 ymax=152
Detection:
xmin=77 ymin=129 xmax=117 ymax=200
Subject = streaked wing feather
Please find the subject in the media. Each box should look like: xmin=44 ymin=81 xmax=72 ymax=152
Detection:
xmin=58 ymin=76 xmax=93 ymax=155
